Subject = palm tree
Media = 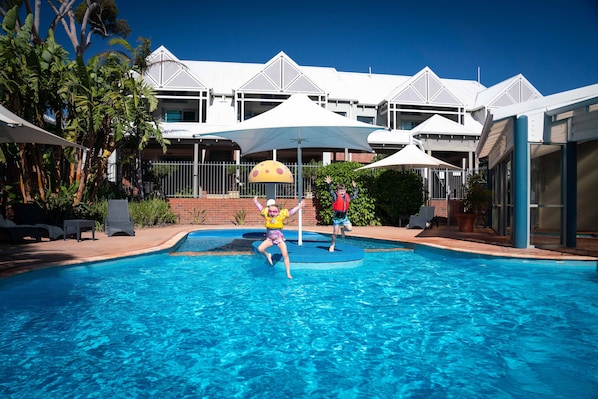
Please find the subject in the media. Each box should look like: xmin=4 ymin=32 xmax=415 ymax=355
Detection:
xmin=0 ymin=8 xmax=79 ymax=202
xmin=64 ymin=38 xmax=167 ymax=203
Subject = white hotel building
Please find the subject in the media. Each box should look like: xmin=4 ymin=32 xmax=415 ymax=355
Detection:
xmin=140 ymin=45 xmax=542 ymax=167
xmin=138 ymin=46 xmax=598 ymax=250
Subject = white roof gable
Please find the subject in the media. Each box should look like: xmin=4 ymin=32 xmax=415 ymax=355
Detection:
xmin=473 ymin=74 xmax=542 ymax=110
xmin=144 ymin=45 xmax=208 ymax=90
xmin=386 ymin=67 xmax=464 ymax=107
xmin=411 ymin=114 xmax=479 ymax=136
xmin=145 ymin=46 xmax=548 ymax=118
xmin=238 ymin=52 xmax=325 ymax=95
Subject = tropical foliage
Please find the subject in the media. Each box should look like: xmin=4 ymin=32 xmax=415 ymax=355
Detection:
xmin=0 ymin=2 xmax=166 ymax=211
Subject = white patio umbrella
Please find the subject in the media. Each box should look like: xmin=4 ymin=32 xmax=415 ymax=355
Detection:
xmin=212 ymin=94 xmax=383 ymax=245
xmin=355 ymin=143 xmax=461 ymax=226
xmin=355 ymin=144 xmax=460 ymax=171
xmin=0 ymin=104 xmax=86 ymax=149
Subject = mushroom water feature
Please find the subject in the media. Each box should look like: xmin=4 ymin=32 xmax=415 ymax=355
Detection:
xmin=248 ymin=160 xmax=294 ymax=201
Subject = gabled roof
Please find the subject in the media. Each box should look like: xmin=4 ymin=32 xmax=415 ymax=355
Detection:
xmin=144 ymin=46 xmax=208 ymax=90
xmin=473 ymin=74 xmax=542 ymax=110
xmin=237 ymin=51 xmax=325 ymax=95
xmin=385 ymin=67 xmax=463 ymax=107
xmin=477 ymin=83 xmax=598 ymax=158
xmin=411 ymin=114 xmax=479 ymax=137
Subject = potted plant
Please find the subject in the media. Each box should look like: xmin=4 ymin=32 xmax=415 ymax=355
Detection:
xmin=456 ymin=172 xmax=491 ymax=232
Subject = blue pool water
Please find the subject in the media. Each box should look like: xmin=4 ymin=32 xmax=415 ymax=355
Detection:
xmin=1 ymin=230 xmax=597 ymax=398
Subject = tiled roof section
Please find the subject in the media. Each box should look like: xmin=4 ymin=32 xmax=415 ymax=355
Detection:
xmin=386 ymin=67 xmax=464 ymax=107
xmin=144 ymin=46 xmax=207 ymax=90
xmin=237 ymin=52 xmax=325 ymax=95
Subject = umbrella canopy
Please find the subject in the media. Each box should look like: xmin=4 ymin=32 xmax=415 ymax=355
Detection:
xmin=213 ymin=94 xmax=377 ymax=154
xmin=0 ymin=104 xmax=86 ymax=149
xmin=355 ymin=144 xmax=460 ymax=171
xmin=213 ymin=94 xmax=383 ymax=244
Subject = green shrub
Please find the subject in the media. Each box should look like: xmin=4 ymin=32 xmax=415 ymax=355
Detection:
xmin=129 ymin=198 xmax=177 ymax=227
xmin=312 ymin=161 xmax=426 ymax=227
xmin=369 ymin=170 xmax=424 ymax=225
xmin=190 ymin=207 xmax=208 ymax=224
xmin=232 ymin=209 xmax=247 ymax=225
xmin=313 ymin=162 xmax=379 ymax=226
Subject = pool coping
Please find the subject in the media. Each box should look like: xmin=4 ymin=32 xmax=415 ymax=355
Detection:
xmin=1 ymin=224 xmax=596 ymax=279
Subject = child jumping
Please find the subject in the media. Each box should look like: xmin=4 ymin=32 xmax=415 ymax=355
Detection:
xmin=253 ymin=197 xmax=304 ymax=279
xmin=325 ymin=175 xmax=358 ymax=252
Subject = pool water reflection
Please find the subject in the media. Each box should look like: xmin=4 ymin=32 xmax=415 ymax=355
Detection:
xmin=0 ymin=231 xmax=596 ymax=398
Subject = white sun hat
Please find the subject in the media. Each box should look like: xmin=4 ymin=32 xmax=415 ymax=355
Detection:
xmin=266 ymin=199 xmax=277 ymax=207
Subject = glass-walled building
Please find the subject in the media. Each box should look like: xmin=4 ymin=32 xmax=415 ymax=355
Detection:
xmin=477 ymin=84 xmax=598 ymax=249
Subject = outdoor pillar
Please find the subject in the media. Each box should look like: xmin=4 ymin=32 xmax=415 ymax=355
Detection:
xmin=266 ymin=184 xmax=276 ymax=201
xmin=564 ymin=142 xmax=577 ymax=247
xmin=513 ymin=116 xmax=529 ymax=248
xmin=193 ymin=142 xmax=199 ymax=198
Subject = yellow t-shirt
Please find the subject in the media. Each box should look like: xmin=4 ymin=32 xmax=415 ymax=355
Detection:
xmin=260 ymin=208 xmax=290 ymax=229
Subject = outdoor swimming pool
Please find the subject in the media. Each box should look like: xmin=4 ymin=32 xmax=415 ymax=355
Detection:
xmin=1 ymin=229 xmax=597 ymax=398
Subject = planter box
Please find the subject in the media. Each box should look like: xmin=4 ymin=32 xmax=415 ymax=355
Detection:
xmin=455 ymin=213 xmax=476 ymax=232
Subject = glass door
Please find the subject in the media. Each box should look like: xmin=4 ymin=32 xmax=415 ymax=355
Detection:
xmin=530 ymin=144 xmax=563 ymax=248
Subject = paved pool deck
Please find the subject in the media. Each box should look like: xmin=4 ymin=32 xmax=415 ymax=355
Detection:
xmin=1 ymin=224 xmax=597 ymax=279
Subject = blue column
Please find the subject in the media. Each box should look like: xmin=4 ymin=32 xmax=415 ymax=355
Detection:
xmin=564 ymin=143 xmax=577 ymax=247
xmin=513 ymin=116 xmax=528 ymax=248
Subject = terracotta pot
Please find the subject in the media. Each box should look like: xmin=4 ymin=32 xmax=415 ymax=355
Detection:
xmin=455 ymin=213 xmax=476 ymax=232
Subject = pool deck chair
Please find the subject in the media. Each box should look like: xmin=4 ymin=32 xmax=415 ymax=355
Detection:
xmin=408 ymin=206 xmax=436 ymax=230
xmin=12 ymin=203 xmax=64 ymax=240
xmin=0 ymin=214 xmax=42 ymax=244
xmin=105 ymin=199 xmax=135 ymax=237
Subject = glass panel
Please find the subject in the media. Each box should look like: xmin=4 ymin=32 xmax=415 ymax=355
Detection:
xmin=530 ymin=144 xmax=563 ymax=247
xmin=164 ymin=110 xmax=182 ymax=122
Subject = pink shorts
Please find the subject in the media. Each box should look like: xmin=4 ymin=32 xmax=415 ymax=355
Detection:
xmin=266 ymin=229 xmax=285 ymax=245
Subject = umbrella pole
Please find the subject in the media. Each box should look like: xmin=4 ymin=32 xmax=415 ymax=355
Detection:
xmin=297 ymin=144 xmax=303 ymax=246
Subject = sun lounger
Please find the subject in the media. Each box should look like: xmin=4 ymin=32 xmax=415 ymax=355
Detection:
xmin=0 ymin=215 xmax=42 ymax=244
xmin=407 ymin=206 xmax=436 ymax=229
xmin=12 ymin=203 xmax=64 ymax=240
xmin=105 ymin=199 xmax=135 ymax=237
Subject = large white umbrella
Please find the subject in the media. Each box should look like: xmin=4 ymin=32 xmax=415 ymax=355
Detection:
xmin=355 ymin=144 xmax=460 ymax=171
xmin=213 ymin=94 xmax=383 ymax=244
xmin=0 ymin=104 xmax=86 ymax=149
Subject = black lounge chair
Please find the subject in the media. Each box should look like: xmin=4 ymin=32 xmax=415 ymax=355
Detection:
xmin=0 ymin=215 xmax=42 ymax=244
xmin=12 ymin=203 xmax=64 ymax=240
xmin=105 ymin=199 xmax=135 ymax=237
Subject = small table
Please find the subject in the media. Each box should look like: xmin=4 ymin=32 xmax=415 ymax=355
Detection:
xmin=63 ymin=219 xmax=95 ymax=242
xmin=398 ymin=214 xmax=410 ymax=227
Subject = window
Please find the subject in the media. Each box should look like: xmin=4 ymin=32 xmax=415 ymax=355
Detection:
xmin=357 ymin=116 xmax=374 ymax=124
xmin=164 ymin=110 xmax=182 ymax=122
xmin=400 ymin=121 xmax=418 ymax=130
xmin=163 ymin=109 xmax=198 ymax=123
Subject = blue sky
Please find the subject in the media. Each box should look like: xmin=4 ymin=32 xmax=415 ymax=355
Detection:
xmin=89 ymin=0 xmax=597 ymax=95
